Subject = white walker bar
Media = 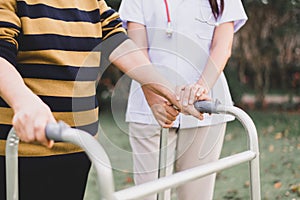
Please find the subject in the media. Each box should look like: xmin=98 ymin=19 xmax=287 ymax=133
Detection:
xmin=157 ymin=128 xmax=169 ymax=200
xmin=6 ymin=101 xmax=261 ymax=200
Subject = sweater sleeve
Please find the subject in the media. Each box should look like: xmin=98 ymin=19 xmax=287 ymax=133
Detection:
xmin=0 ymin=0 xmax=21 ymax=66
xmin=98 ymin=0 xmax=127 ymax=40
xmin=97 ymin=0 xmax=129 ymax=59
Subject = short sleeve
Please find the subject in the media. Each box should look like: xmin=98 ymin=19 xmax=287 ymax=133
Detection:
xmin=118 ymin=0 xmax=145 ymax=28
xmin=98 ymin=0 xmax=127 ymax=40
xmin=0 ymin=0 xmax=21 ymax=66
xmin=97 ymin=0 xmax=129 ymax=59
xmin=218 ymin=0 xmax=248 ymax=32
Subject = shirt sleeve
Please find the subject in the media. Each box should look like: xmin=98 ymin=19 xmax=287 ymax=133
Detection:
xmin=218 ymin=0 xmax=248 ymax=32
xmin=118 ymin=0 xmax=145 ymax=28
xmin=0 ymin=0 xmax=21 ymax=66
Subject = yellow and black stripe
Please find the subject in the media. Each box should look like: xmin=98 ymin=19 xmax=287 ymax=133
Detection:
xmin=0 ymin=0 xmax=128 ymax=156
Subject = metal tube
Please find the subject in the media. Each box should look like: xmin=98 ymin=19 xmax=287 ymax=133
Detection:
xmin=216 ymin=105 xmax=261 ymax=200
xmin=113 ymin=104 xmax=261 ymax=200
xmin=5 ymin=129 xmax=19 ymax=200
xmin=45 ymin=122 xmax=116 ymax=200
xmin=157 ymin=128 xmax=169 ymax=200
xmin=5 ymin=103 xmax=261 ymax=200
xmin=113 ymin=151 xmax=256 ymax=200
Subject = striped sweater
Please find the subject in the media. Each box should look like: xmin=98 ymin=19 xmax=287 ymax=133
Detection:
xmin=0 ymin=0 xmax=127 ymax=156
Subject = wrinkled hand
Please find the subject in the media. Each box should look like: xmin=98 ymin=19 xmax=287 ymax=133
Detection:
xmin=150 ymin=102 xmax=179 ymax=128
xmin=143 ymin=86 xmax=179 ymax=128
xmin=176 ymin=83 xmax=210 ymax=120
xmin=12 ymin=95 xmax=56 ymax=148
xmin=176 ymin=83 xmax=209 ymax=106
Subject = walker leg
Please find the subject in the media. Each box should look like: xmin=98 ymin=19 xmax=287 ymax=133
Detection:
xmin=157 ymin=128 xmax=169 ymax=200
xmin=249 ymin=156 xmax=261 ymax=200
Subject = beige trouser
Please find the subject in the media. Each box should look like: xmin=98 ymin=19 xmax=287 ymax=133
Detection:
xmin=129 ymin=122 xmax=227 ymax=200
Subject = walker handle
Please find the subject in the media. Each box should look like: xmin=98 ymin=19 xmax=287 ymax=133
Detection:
xmin=44 ymin=121 xmax=116 ymax=200
xmin=193 ymin=100 xmax=220 ymax=114
xmin=45 ymin=121 xmax=69 ymax=141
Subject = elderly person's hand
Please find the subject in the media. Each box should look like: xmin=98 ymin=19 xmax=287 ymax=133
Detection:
xmin=12 ymin=93 xmax=56 ymax=148
xmin=176 ymin=82 xmax=210 ymax=119
xmin=142 ymin=86 xmax=179 ymax=128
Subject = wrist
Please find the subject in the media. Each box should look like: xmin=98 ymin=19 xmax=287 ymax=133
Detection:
xmin=196 ymin=80 xmax=210 ymax=92
xmin=11 ymin=88 xmax=41 ymax=112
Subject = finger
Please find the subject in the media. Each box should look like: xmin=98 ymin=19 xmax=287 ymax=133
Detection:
xmin=175 ymin=85 xmax=185 ymax=101
xmin=181 ymin=85 xmax=193 ymax=107
xmin=187 ymin=106 xmax=204 ymax=120
xmin=45 ymin=117 xmax=56 ymax=148
xmin=198 ymin=113 xmax=204 ymax=120
xmin=161 ymin=115 xmax=174 ymax=128
xmin=196 ymin=87 xmax=207 ymax=97
xmin=12 ymin=113 xmax=35 ymax=143
xmin=165 ymin=104 xmax=179 ymax=117
xmin=165 ymin=111 xmax=177 ymax=122
xmin=34 ymin=116 xmax=56 ymax=148
xmin=189 ymin=85 xmax=201 ymax=105
xmin=158 ymin=108 xmax=176 ymax=122
xmin=33 ymin=120 xmax=49 ymax=146
xmin=156 ymin=114 xmax=174 ymax=128
xmin=162 ymin=122 xmax=174 ymax=128
xmin=155 ymin=108 xmax=175 ymax=127
xmin=165 ymin=101 xmax=180 ymax=113
xmin=196 ymin=94 xmax=211 ymax=101
xmin=157 ymin=117 xmax=173 ymax=128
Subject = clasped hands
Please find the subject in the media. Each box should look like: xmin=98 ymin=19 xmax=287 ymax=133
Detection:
xmin=11 ymin=82 xmax=209 ymax=147
xmin=143 ymin=83 xmax=210 ymax=128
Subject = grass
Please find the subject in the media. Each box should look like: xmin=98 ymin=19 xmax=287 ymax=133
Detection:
xmin=214 ymin=111 xmax=300 ymax=200
xmin=84 ymin=109 xmax=300 ymax=200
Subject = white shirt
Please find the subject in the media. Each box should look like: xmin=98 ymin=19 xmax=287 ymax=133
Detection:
xmin=119 ymin=0 xmax=248 ymax=128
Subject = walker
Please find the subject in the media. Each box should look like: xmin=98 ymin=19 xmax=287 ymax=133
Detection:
xmin=5 ymin=100 xmax=261 ymax=200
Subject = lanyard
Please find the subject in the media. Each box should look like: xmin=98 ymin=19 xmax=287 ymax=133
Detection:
xmin=164 ymin=0 xmax=171 ymax=23
xmin=163 ymin=0 xmax=173 ymax=37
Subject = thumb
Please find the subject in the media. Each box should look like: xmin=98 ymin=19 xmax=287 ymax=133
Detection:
xmin=188 ymin=106 xmax=204 ymax=120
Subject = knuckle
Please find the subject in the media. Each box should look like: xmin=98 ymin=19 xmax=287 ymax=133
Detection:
xmin=33 ymin=124 xmax=44 ymax=133
xmin=23 ymin=134 xmax=35 ymax=143
xmin=28 ymin=134 xmax=36 ymax=141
